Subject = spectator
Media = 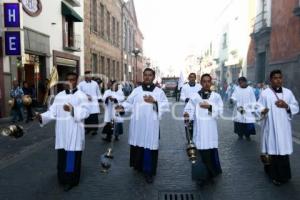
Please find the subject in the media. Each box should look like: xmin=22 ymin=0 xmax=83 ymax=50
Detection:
xmin=10 ymin=80 xmax=24 ymax=123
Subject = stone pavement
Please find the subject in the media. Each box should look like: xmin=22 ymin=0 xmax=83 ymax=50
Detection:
xmin=0 ymin=100 xmax=300 ymax=200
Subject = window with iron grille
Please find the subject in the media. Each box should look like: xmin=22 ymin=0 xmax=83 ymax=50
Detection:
xmin=92 ymin=53 xmax=98 ymax=73
xmin=101 ymin=56 xmax=105 ymax=75
xmin=112 ymin=17 xmax=116 ymax=45
xmin=100 ymin=3 xmax=105 ymax=37
xmin=117 ymin=21 xmax=120 ymax=47
xmin=107 ymin=58 xmax=111 ymax=79
xmin=92 ymin=0 xmax=97 ymax=32
xmin=107 ymin=11 xmax=111 ymax=41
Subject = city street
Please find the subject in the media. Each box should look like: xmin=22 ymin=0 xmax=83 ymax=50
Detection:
xmin=0 ymin=100 xmax=300 ymax=200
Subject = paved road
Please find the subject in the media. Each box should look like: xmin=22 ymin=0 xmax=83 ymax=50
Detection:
xmin=0 ymin=100 xmax=300 ymax=200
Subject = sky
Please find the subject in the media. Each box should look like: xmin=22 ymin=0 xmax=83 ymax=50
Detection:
xmin=134 ymin=0 xmax=232 ymax=76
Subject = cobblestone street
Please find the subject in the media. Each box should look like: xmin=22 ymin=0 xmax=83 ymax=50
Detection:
xmin=1 ymin=100 xmax=300 ymax=200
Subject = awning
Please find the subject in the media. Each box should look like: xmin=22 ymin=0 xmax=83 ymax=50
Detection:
xmin=56 ymin=57 xmax=77 ymax=67
xmin=61 ymin=2 xmax=83 ymax=22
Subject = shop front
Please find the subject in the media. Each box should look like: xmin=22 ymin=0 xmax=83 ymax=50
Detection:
xmin=53 ymin=50 xmax=80 ymax=92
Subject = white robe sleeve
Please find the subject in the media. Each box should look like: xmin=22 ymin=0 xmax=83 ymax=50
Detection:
xmin=96 ymin=84 xmax=102 ymax=101
xmin=183 ymin=99 xmax=195 ymax=119
xmin=287 ymin=91 xmax=299 ymax=119
xmin=102 ymin=90 xmax=110 ymax=103
xmin=40 ymin=98 xmax=58 ymax=126
xmin=116 ymin=90 xmax=125 ymax=103
xmin=180 ymin=86 xmax=187 ymax=102
xmin=157 ymin=90 xmax=170 ymax=118
xmin=122 ymin=89 xmax=136 ymax=113
xmin=210 ymin=94 xmax=224 ymax=118
xmin=73 ymin=95 xmax=90 ymax=123
xmin=230 ymin=89 xmax=237 ymax=102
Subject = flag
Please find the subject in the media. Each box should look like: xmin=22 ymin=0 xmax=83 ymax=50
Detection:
xmin=43 ymin=66 xmax=59 ymax=105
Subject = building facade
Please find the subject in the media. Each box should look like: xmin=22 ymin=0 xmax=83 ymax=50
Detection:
xmin=122 ymin=0 xmax=144 ymax=83
xmin=84 ymin=0 xmax=144 ymax=83
xmin=0 ymin=0 xmax=84 ymax=117
xmin=84 ymin=0 xmax=123 ymax=82
xmin=200 ymin=0 xmax=256 ymax=85
xmin=248 ymin=0 xmax=300 ymax=100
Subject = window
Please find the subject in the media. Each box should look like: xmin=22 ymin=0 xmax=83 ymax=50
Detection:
xmin=124 ymin=22 xmax=128 ymax=50
xmin=92 ymin=0 xmax=97 ymax=32
xmin=116 ymin=61 xmax=120 ymax=80
xmin=106 ymin=11 xmax=111 ymax=41
xmin=128 ymin=28 xmax=132 ymax=52
xmin=112 ymin=60 xmax=116 ymax=80
xmin=64 ymin=17 xmax=74 ymax=48
xmin=112 ymin=17 xmax=116 ymax=45
xmin=107 ymin=58 xmax=111 ymax=78
xmin=116 ymin=21 xmax=120 ymax=47
xmin=101 ymin=56 xmax=105 ymax=75
xmin=92 ymin=53 xmax=97 ymax=73
xmin=100 ymin=4 xmax=105 ymax=37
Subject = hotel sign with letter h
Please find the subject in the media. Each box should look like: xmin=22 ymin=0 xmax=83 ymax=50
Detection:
xmin=3 ymin=3 xmax=22 ymax=56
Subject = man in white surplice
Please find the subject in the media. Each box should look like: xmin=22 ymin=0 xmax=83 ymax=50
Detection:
xmin=78 ymin=70 xmax=102 ymax=135
xmin=180 ymin=73 xmax=202 ymax=104
xmin=257 ymin=70 xmax=299 ymax=186
xmin=231 ymin=77 xmax=257 ymax=140
xmin=184 ymin=74 xmax=223 ymax=185
xmin=102 ymin=80 xmax=125 ymax=142
xmin=118 ymin=68 xmax=169 ymax=184
xmin=37 ymin=72 xmax=90 ymax=191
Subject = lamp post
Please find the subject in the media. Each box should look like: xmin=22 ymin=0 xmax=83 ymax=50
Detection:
xmin=132 ymin=48 xmax=141 ymax=83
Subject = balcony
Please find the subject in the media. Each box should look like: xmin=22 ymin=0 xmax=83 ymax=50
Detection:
xmin=64 ymin=34 xmax=81 ymax=52
xmin=251 ymin=11 xmax=271 ymax=40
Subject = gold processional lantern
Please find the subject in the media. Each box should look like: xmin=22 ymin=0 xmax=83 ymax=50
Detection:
xmin=22 ymin=95 xmax=32 ymax=106
xmin=0 ymin=125 xmax=24 ymax=138
xmin=8 ymin=99 xmax=15 ymax=107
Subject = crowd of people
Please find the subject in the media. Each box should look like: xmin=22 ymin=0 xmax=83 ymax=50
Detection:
xmin=181 ymin=70 xmax=299 ymax=186
xmin=10 ymin=67 xmax=298 ymax=191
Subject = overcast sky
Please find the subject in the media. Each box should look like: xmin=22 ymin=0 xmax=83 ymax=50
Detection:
xmin=134 ymin=0 xmax=232 ymax=75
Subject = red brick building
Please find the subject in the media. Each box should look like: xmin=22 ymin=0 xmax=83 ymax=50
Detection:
xmin=248 ymin=0 xmax=300 ymax=99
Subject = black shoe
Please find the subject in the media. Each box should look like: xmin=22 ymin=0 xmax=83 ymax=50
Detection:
xmin=196 ymin=180 xmax=205 ymax=187
xmin=115 ymin=136 xmax=119 ymax=141
xmin=238 ymin=135 xmax=243 ymax=140
xmin=91 ymin=131 xmax=98 ymax=136
xmin=145 ymin=174 xmax=154 ymax=184
xmin=246 ymin=136 xmax=251 ymax=141
xmin=102 ymin=138 xmax=112 ymax=142
xmin=272 ymin=180 xmax=282 ymax=186
xmin=63 ymin=184 xmax=74 ymax=192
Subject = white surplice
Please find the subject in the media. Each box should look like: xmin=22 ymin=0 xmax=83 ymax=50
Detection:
xmin=180 ymin=83 xmax=202 ymax=102
xmin=184 ymin=92 xmax=223 ymax=150
xmin=122 ymin=86 xmax=169 ymax=150
xmin=78 ymin=80 xmax=102 ymax=114
xmin=231 ymin=86 xmax=257 ymax=123
xmin=103 ymin=89 xmax=125 ymax=123
xmin=40 ymin=90 xmax=90 ymax=151
xmin=258 ymin=88 xmax=299 ymax=155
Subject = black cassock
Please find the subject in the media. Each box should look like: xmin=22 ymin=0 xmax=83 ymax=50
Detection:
xmin=57 ymin=149 xmax=82 ymax=186
xmin=264 ymin=155 xmax=291 ymax=183
xmin=130 ymin=146 xmax=158 ymax=176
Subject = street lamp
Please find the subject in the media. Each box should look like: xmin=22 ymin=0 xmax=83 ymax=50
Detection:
xmin=132 ymin=48 xmax=142 ymax=83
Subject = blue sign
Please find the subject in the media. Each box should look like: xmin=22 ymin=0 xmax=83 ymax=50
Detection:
xmin=4 ymin=32 xmax=21 ymax=56
xmin=4 ymin=3 xmax=21 ymax=28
